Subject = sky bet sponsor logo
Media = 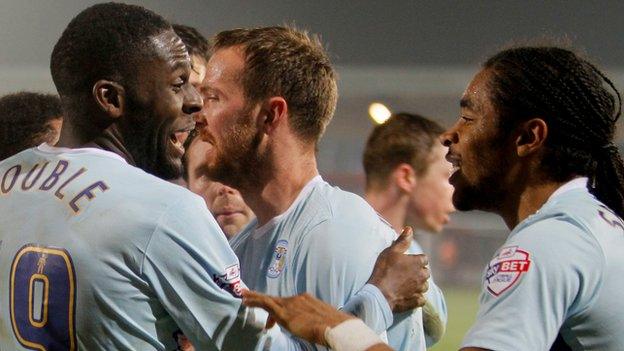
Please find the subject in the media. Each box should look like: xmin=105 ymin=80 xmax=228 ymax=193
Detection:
xmin=485 ymin=246 xmax=531 ymax=297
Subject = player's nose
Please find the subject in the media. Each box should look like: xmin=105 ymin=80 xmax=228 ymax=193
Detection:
xmin=217 ymin=185 xmax=238 ymax=196
xmin=440 ymin=126 xmax=458 ymax=146
xmin=183 ymin=84 xmax=203 ymax=115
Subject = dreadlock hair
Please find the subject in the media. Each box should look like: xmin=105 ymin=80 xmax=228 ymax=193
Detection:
xmin=483 ymin=46 xmax=624 ymax=218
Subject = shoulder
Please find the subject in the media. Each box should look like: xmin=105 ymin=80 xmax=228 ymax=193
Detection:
xmin=483 ymin=214 xmax=605 ymax=300
xmin=305 ymin=184 xmax=395 ymax=243
xmin=507 ymin=215 xmax=604 ymax=273
xmin=512 ymin=196 xmax=607 ymax=264
xmin=291 ymin=187 xmax=395 ymax=260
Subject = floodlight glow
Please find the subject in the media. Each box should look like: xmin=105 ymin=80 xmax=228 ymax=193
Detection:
xmin=368 ymin=102 xmax=392 ymax=124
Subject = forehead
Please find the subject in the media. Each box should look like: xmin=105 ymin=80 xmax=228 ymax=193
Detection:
xmin=149 ymin=30 xmax=191 ymax=68
xmin=206 ymin=46 xmax=245 ymax=84
xmin=461 ymin=69 xmax=494 ymax=114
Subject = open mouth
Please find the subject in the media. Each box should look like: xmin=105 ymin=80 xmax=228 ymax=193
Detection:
xmin=451 ymin=164 xmax=460 ymax=175
xmin=446 ymin=153 xmax=460 ymax=171
xmin=446 ymin=153 xmax=462 ymax=183
xmin=169 ymin=124 xmax=195 ymax=157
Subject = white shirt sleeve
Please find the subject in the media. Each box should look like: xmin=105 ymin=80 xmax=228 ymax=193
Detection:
xmin=462 ymin=218 xmax=603 ymax=351
xmin=141 ymin=196 xmax=265 ymax=350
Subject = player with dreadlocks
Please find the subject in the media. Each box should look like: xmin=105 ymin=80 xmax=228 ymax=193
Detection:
xmin=442 ymin=46 xmax=624 ymax=350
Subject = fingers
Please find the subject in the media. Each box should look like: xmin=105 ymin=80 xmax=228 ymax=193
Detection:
xmin=390 ymin=226 xmax=413 ymax=253
xmin=266 ymin=315 xmax=277 ymax=329
xmin=242 ymin=290 xmax=287 ymax=323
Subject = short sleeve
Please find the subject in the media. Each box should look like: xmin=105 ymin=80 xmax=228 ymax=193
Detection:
xmin=462 ymin=218 xmax=603 ymax=351
xmin=290 ymin=218 xmax=395 ymax=349
xmin=387 ymin=240 xmax=444 ymax=350
xmin=293 ymin=218 xmax=392 ymax=305
xmin=141 ymin=195 xmax=265 ymax=350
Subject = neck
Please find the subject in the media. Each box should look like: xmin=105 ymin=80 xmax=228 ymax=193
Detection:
xmin=56 ymin=122 xmax=136 ymax=166
xmin=498 ymin=178 xmax=569 ymax=229
xmin=242 ymin=146 xmax=319 ymax=227
xmin=365 ymin=186 xmax=408 ymax=233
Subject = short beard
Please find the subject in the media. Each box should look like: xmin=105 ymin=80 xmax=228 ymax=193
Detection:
xmin=452 ymin=138 xmax=511 ymax=213
xmin=452 ymin=175 xmax=507 ymax=212
xmin=206 ymin=113 xmax=268 ymax=190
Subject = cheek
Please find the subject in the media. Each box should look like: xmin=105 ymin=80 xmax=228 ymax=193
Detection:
xmin=416 ymin=180 xmax=453 ymax=214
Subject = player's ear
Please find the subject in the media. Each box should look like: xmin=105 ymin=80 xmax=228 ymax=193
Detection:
xmin=516 ymin=117 xmax=548 ymax=157
xmin=394 ymin=163 xmax=417 ymax=193
xmin=93 ymin=80 xmax=125 ymax=119
xmin=260 ymin=97 xmax=288 ymax=134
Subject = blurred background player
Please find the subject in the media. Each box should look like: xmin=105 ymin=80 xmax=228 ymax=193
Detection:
xmin=174 ymin=23 xmax=255 ymax=239
xmin=183 ymin=131 xmax=255 ymax=238
xmin=0 ymin=91 xmax=62 ymax=160
xmin=197 ymin=26 xmax=430 ymax=350
xmin=363 ymin=112 xmax=453 ymax=347
xmin=441 ymin=46 xmax=624 ymax=350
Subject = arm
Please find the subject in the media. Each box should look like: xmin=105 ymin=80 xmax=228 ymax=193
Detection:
xmin=293 ymin=220 xmax=428 ymax=336
xmin=461 ymin=220 xmax=602 ymax=351
xmin=141 ymin=196 xmax=267 ymax=350
xmin=401 ymin=240 xmax=448 ymax=346
xmin=422 ymin=281 xmax=447 ymax=346
xmin=341 ymin=227 xmax=430 ymax=333
xmin=243 ymin=290 xmax=394 ymax=351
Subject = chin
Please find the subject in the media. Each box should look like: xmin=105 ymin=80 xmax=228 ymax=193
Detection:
xmin=430 ymin=226 xmax=444 ymax=234
xmin=452 ymin=196 xmax=474 ymax=212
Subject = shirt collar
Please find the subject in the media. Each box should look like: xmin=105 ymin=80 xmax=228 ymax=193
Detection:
xmin=547 ymin=176 xmax=588 ymax=202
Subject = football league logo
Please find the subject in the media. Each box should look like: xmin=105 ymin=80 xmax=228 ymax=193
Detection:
xmin=212 ymin=264 xmax=245 ymax=297
xmin=485 ymin=246 xmax=531 ymax=296
xmin=267 ymin=240 xmax=288 ymax=278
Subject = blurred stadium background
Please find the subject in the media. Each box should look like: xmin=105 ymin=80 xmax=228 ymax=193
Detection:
xmin=2 ymin=1 xmax=623 ymax=349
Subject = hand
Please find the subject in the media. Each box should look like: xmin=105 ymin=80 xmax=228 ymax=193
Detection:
xmin=367 ymin=226 xmax=430 ymax=313
xmin=242 ymin=290 xmax=355 ymax=346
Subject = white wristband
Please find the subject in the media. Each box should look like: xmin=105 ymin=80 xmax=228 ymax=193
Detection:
xmin=324 ymin=319 xmax=384 ymax=351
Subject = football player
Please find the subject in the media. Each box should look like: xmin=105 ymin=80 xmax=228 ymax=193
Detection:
xmin=364 ymin=113 xmax=453 ymax=347
xmin=198 ymin=26 xmax=430 ymax=350
xmin=443 ymin=46 xmax=624 ymax=350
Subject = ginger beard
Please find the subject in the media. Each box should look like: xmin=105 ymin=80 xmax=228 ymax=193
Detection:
xmin=202 ymin=105 xmax=269 ymax=190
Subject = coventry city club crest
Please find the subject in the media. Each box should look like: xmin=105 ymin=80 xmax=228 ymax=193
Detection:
xmin=267 ymin=240 xmax=288 ymax=278
xmin=485 ymin=245 xmax=531 ymax=296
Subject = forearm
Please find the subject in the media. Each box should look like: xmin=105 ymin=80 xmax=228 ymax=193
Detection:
xmin=423 ymin=280 xmax=448 ymax=346
xmin=341 ymin=283 xmax=394 ymax=334
xmin=260 ymin=326 xmax=321 ymax=351
xmin=325 ymin=319 xmax=390 ymax=351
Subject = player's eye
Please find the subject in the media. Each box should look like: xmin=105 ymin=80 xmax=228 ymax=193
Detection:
xmin=172 ymin=77 xmax=187 ymax=92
